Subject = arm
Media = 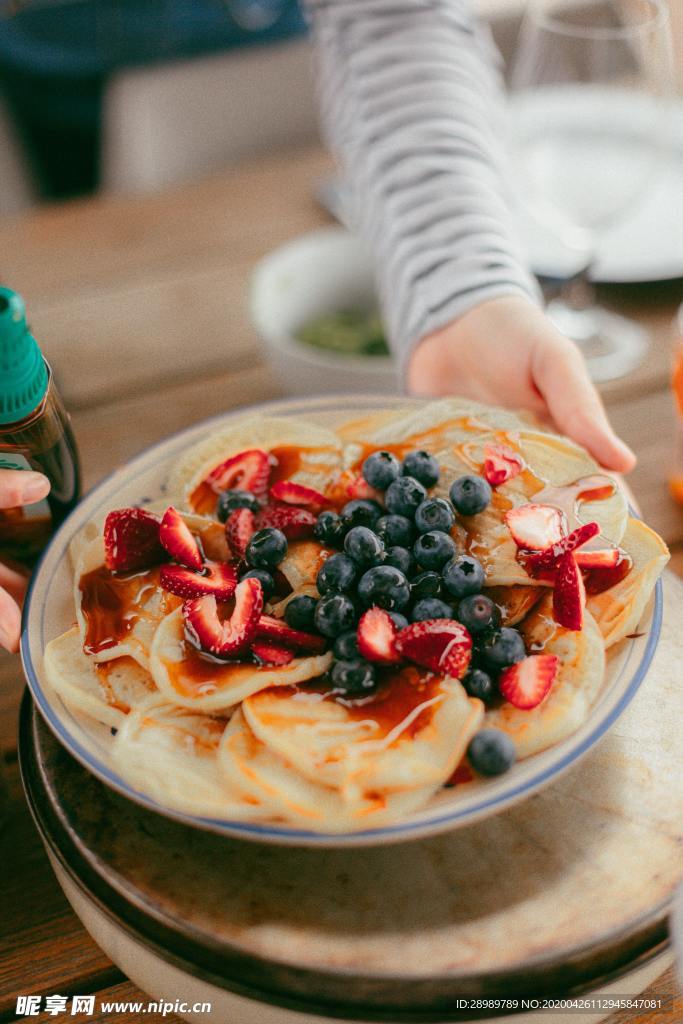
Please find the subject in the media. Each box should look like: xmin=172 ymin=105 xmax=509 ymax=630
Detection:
xmin=303 ymin=0 xmax=634 ymax=472
xmin=0 ymin=470 xmax=49 ymax=653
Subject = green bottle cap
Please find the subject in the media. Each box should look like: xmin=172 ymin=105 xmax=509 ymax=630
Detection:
xmin=0 ymin=286 xmax=49 ymax=425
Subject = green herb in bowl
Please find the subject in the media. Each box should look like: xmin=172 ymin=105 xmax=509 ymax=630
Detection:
xmin=296 ymin=311 xmax=389 ymax=358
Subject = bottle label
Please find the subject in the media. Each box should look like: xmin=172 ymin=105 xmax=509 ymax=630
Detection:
xmin=0 ymin=453 xmax=51 ymax=521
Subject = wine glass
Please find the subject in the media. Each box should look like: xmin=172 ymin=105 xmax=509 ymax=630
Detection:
xmin=509 ymin=0 xmax=674 ymax=382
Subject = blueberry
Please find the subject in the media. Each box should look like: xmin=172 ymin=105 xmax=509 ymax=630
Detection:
xmin=357 ymin=565 xmax=411 ymax=612
xmin=411 ymin=570 xmax=443 ymax=600
xmin=314 ymin=593 xmax=357 ymax=637
xmin=467 ymin=728 xmax=517 ymax=776
xmin=362 ymin=450 xmax=400 ymax=491
xmin=401 ymin=450 xmax=440 ymax=488
xmin=387 ymin=611 xmax=409 ymax=631
xmin=330 ymin=658 xmax=377 ymax=695
xmin=383 ymin=545 xmax=414 ymax=576
xmin=457 ymin=594 xmax=501 ymax=635
xmin=449 ymin=475 xmax=492 ymax=516
xmin=341 ymin=499 xmax=383 ymax=529
xmin=414 ymin=497 xmax=455 ymax=535
xmin=333 ymin=630 xmax=361 ymax=660
xmin=480 ymin=627 xmax=526 ymax=671
xmin=241 ymin=568 xmax=275 ymax=600
xmin=463 ymin=668 xmax=497 ymax=704
xmin=375 ymin=514 xmax=415 ymax=548
xmin=284 ymin=594 xmax=318 ymax=631
xmin=411 ymin=598 xmax=454 ymax=622
xmin=442 ymin=554 xmax=486 ymax=598
xmin=414 ymin=530 xmax=457 ymax=570
xmin=384 ymin=476 xmax=427 ymax=518
xmin=317 ymin=553 xmax=357 ymax=594
xmin=344 ymin=526 xmax=385 ymax=568
xmin=216 ymin=489 xmax=260 ymax=522
xmin=246 ymin=527 xmax=288 ymax=568
xmin=314 ymin=510 xmax=347 ymax=548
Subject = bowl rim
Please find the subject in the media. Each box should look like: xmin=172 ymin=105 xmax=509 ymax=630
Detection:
xmin=20 ymin=394 xmax=664 ymax=848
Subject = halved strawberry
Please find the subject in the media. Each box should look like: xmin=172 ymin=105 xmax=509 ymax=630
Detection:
xmin=183 ymin=577 xmax=263 ymax=656
xmin=269 ymin=481 xmax=327 ymax=509
xmin=396 ymin=619 xmax=472 ymax=679
xmin=251 ymin=640 xmax=295 ymax=666
xmin=483 ymin=444 xmax=523 ymax=487
xmin=203 ymin=449 xmax=270 ymax=499
xmin=159 ymin=506 xmax=203 ymax=570
xmin=553 ymin=553 xmax=585 ymax=630
xmin=255 ymin=614 xmax=327 ymax=653
xmin=346 ymin=474 xmax=382 ymax=502
xmin=499 ymin=654 xmax=559 ymax=709
xmin=160 ymin=561 xmax=238 ymax=600
xmin=574 ymin=547 xmax=620 ymax=569
xmin=522 ymin=521 xmax=600 ymax=580
xmin=225 ymin=508 xmax=255 ymax=559
xmin=505 ymin=504 xmax=566 ymax=550
xmin=103 ymin=508 xmax=165 ymax=573
xmin=255 ymin=503 xmax=316 ymax=540
xmin=357 ymin=607 xmax=401 ymax=664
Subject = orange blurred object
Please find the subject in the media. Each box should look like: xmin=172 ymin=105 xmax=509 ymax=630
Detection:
xmin=670 ymin=310 xmax=683 ymax=506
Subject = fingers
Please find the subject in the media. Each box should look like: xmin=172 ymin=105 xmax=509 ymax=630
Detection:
xmin=0 ymin=586 xmax=21 ymax=653
xmin=0 ymin=561 xmax=29 ymax=605
xmin=532 ymin=336 xmax=636 ymax=473
xmin=0 ymin=469 xmax=50 ymax=509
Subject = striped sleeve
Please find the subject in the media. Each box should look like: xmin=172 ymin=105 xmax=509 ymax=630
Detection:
xmin=302 ymin=0 xmax=542 ymax=378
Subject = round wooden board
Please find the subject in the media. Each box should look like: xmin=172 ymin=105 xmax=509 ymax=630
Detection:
xmin=21 ymin=574 xmax=683 ymax=1019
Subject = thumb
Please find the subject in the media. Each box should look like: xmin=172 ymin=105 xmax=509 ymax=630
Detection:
xmin=532 ymin=336 xmax=636 ymax=473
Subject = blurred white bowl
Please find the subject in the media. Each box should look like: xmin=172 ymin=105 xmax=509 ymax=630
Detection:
xmin=249 ymin=227 xmax=398 ymax=395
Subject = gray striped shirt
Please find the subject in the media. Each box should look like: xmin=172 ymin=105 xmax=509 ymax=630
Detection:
xmin=302 ymin=0 xmax=541 ymax=376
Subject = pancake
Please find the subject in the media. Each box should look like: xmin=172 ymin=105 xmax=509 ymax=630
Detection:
xmin=487 ymin=586 xmax=544 ymax=626
xmin=219 ymin=708 xmax=452 ymax=832
xmin=111 ymin=695 xmax=271 ymax=820
xmin=166 ymin=415 xmax=342 ymax=513
xmin=44 ymin=627 xmax=156 ymax=730
xmin=587 ymin=517 xmax=669 ymax=649
xmin=485 ymin=594 xmax=606 ymax=758
xmin=150 ymin=607 xmax=332 ymax=712
xmin=242 ymin=668 xmax=484 ymax=803
xmin=279 ymin=540 xmax=328 ymax=593
xmin=74 ymin=536 xmax=181 ymax=669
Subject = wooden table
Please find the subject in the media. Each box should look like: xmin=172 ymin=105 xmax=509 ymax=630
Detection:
xmin=0 ymin=144 xmax=680 ymax=1023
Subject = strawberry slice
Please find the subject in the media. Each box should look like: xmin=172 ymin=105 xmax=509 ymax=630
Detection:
xmin=505 ymin=504 xmax=566 ymax=550
xmin=396 ymin=619 xmax=472 ymax=680
xmin=255 ymin=614 xmax=327 ymax=653
xmin=269 ymin=481 xmax=327 ymax=509
xmin=183 ymin=577 xmax=263 ymax=656
xmin=103 ymin=508 xmax=165 ymax=573
xmin=357 ymin=607 xmax=401 ymax=664
xmin=251 ymin=640 xmax=295 ymax=666
xmin=553 ymin=553 xmax=585 ymax=630
xmin=522 ymin=521 xmax=600 ymax=580
xmin=159 ymin=506 xmax=203 ymax=570
xmin=225 ymin=508 xmax=255 ymax=559
xmin=346 ymin=474 xmax=382 ymax=501
xmin=499 ymin=654 xmax=559 ymax=709
xmin=160 ymin=561 xmax=238 ymax=600
xmin=574 ymin=548 xmax=620 ymax=569
xmin=203 ymin=449 xmax=270 ymax=499
xmin=255 ymin=503 xmax=316 ymax=540
xmin=483 ymin=444 xmax=523 ymax=487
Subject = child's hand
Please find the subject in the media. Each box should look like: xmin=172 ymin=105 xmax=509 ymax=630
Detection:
xmin=0 ymin=469 xmax=50 ymax=653
xmin=407 ymin=295 xmax=635 ymax=473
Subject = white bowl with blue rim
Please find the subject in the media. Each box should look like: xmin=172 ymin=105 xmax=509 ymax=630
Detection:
xmin=21 ymin=395 xmax=662 ymax=848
